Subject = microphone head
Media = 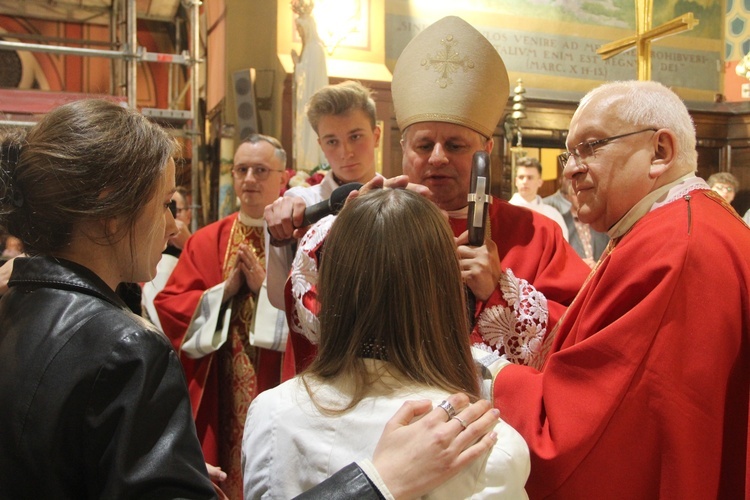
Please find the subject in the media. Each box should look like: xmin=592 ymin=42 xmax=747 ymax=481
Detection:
xmin=301 ymin=182 xmax=365 ymax=228
xmin=329 ymin=182 xmax=363 ymax=214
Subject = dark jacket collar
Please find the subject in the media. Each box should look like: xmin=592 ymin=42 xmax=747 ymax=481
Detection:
xmin=163 ymin=244 xmax=182 ymax=258
xmin=9 ymin=256 xmax=127 ymax=309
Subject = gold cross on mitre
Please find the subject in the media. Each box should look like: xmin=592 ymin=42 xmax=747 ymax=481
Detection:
xmin=596 ymin=0 xmax=699 ymax=80
xmin=421 ymin=35 xmax=475 ymax=89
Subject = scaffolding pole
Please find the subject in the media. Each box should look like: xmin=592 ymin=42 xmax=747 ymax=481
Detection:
xmin=126 ymin=0 xmax=136 ymax=108
xmin=0 ymin=40 xmax=192 ymax=64
xmin=0 ymin=39 xmax=128 ymax=59
xmin=188 ymin=0 xmax=202 ymax=232
xmin=110 ymin=0 xmax=120 ymax=97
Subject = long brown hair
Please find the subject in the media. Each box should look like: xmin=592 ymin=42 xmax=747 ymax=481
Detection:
xmin=304 ymin=188 xmax=479 ymax=413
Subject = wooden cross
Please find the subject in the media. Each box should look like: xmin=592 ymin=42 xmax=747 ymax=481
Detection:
xmin=597 ymin=0 xmax=699 ymax=80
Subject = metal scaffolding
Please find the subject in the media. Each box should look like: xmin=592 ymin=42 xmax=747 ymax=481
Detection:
xmin=0 ymin=0 xmax=203 ymax=230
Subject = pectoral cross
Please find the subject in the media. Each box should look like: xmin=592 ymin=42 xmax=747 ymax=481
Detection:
xmin=597 ymin=0 xmax=699 ymax=80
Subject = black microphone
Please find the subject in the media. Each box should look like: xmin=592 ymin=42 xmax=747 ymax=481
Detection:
xmin=301 ymin=182 xmax=363 ymax=227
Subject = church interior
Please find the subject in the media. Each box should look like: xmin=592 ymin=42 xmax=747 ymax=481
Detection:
xmin=1 ymin=3 xmax=749 ymax=498
xmin=1 ymin=0 xmax=749 ymax=224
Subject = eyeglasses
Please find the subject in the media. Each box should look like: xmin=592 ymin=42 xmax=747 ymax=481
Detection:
xmin=232 ymin=165 xmax=284 ymax=181
xmin=168 ymin=200 xmax=189 ymax=217
xmin=558 ymin=128 xmax=657 ymax=170
xmin=712 ymin=185 xmax=734 ymax=193
xmin=168 ymin=200 xmax=177 ymax=218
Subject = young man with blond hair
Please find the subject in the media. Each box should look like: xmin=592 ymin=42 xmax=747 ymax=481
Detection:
xmin=264 ymin=80 xmax=381 ymax=309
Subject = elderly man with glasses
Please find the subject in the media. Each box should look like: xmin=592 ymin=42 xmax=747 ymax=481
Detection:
xmin=154 ymin=134 xmax=289 ymax=499
xmin=485 ymin=80 xmax=750 ymax=498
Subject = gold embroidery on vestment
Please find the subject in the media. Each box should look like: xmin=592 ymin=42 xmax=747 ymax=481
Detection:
xmin=421 ymin=34 xmax=475 ymax=88
xmin=218 ymin=217 xmax=265 ymax=499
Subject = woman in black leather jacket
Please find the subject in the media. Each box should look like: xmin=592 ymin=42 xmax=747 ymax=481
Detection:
xmin=0 ymin=100 xmax=216 ymax=499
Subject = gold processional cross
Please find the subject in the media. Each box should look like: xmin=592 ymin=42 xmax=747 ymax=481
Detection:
xmin=596 ymin=0 xmax=699 ymax=80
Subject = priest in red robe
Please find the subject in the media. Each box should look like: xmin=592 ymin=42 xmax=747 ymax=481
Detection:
xmin=284 ymin=16 xmax=589 ymax=378
xmin=154 ymin=134 xmax=289 ymax=499
xmin=490 ymin=81 xmax=750 ymax=498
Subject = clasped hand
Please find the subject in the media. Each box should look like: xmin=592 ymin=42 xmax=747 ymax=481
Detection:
xmin=222 ymin=243 xmax=264 ymax=302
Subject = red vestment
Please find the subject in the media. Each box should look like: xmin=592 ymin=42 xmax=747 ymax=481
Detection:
xmin=284 ymin=197 xmax=589 ymax=378
xmin=493 ymin=190 xmax=750 ymax=498
xmin=155 ymin=214 xmax=282 ymax=499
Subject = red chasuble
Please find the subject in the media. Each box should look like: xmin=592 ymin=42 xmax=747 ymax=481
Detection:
xmin=493 ymin=191 xmax=750 ymax=499
xmin=154 ymin=213 xmax=282 ymax=500
xmin=454 ymin=198 xmax=589 ymax=360
xmin=282 ymin=197 xmax=589 ymax=379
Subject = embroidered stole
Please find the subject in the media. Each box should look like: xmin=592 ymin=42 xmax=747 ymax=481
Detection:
xmin=217 ymin=219 xmax=264 ymax=500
